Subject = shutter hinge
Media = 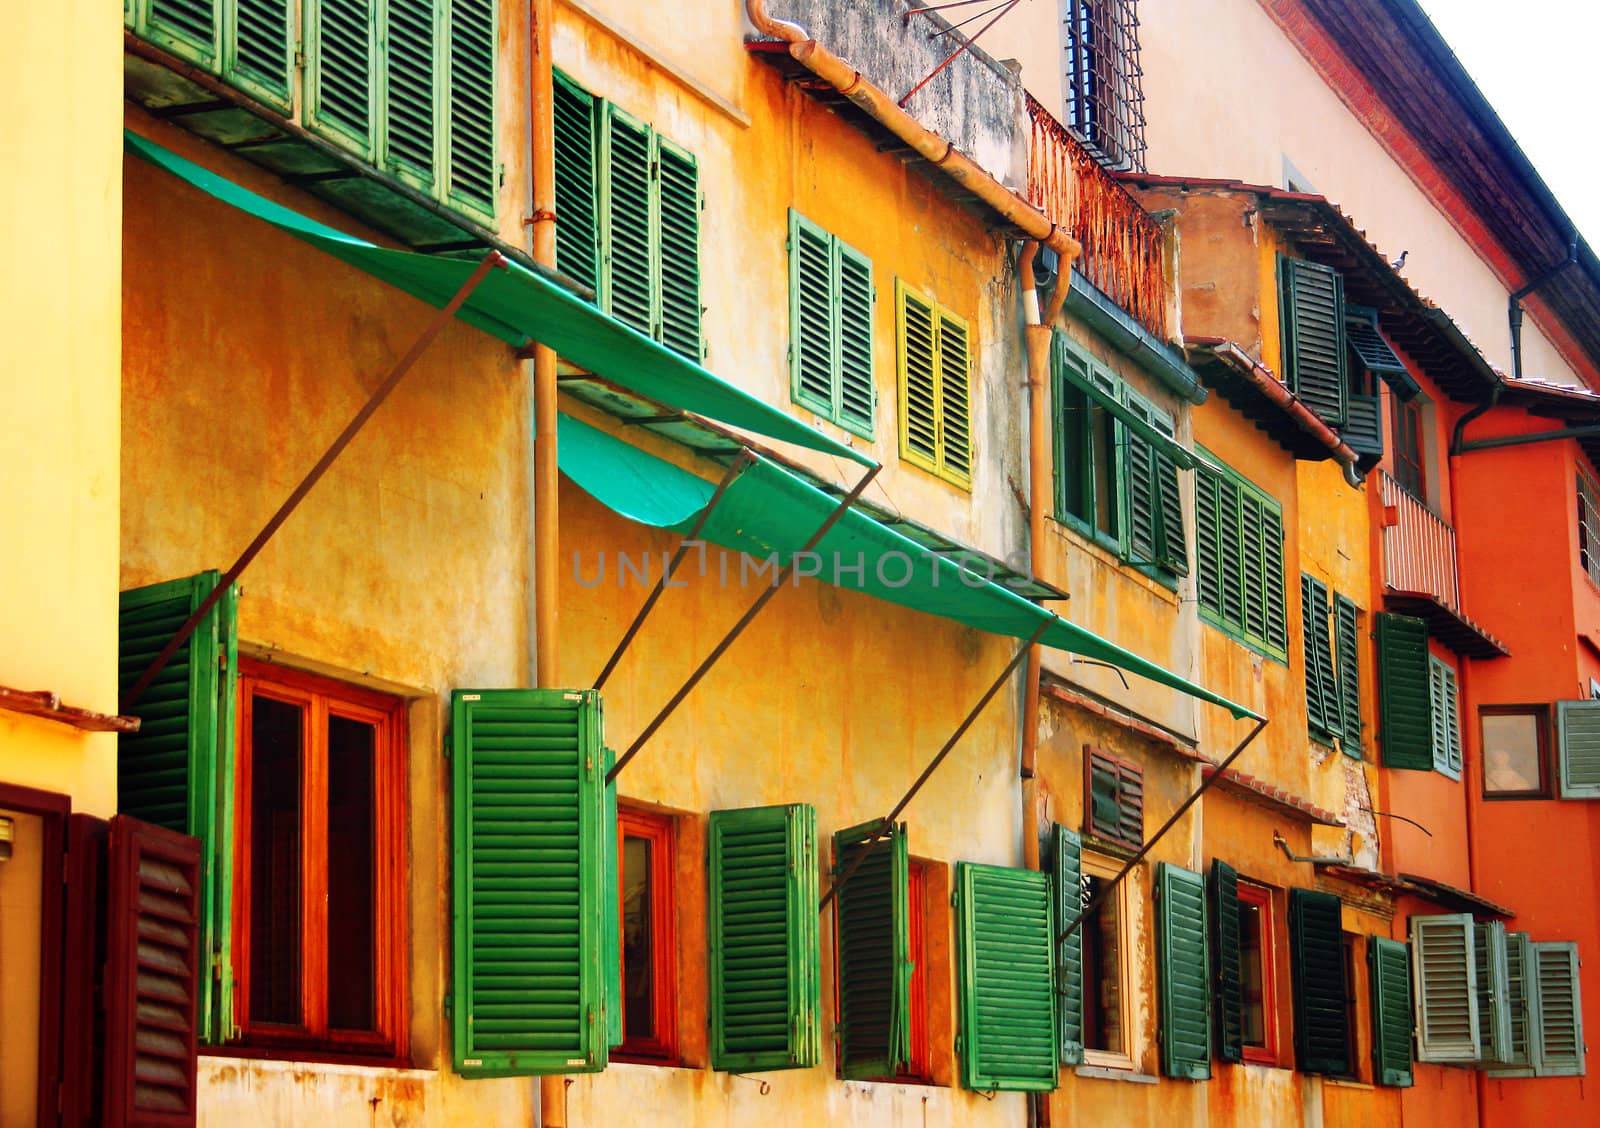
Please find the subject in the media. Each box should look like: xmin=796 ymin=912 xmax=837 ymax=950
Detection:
xmin=218 ymin=651 xmax=228 ymax=671
xmin=443 ymin=993 xmax=454 ymax=1019
xmin=499 ymin=163 xmax=507 ymax=187
xmin=294 ymin=50 xmax=305 ymax=69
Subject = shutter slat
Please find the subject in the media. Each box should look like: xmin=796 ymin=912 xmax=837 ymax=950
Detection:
xmin=1052 ymin=825 xmax=1085 ymax=1065
xmin=1289 ymin=888 xmax=1350 ymax=1074
xmin=552 ymin=74 xmax=601 ymax=298
xmin=1368 ymin=936 xmax=1414 ymax=1086
xmin=656 ymin=138 xmax=701 ymax=361
xmin=445 ymin=0 xmax=496 ymax=217
xmin=1377 ymin=613 xmax=1435 ymax=770
xmin=143 ymin=0 xmax=221 ymax=68
xmin=955 ymin=863 xmax=1057 ymax=1091
xmin=1410 ymin=913 xmax=1480 ymax=1063
xmin=308 ymin=0 xmax=375 ymax=153
xmin=227 ymin=0 xmax=293 ymax=107
xmin=1157 ymin=863 xmax=1211 ymax=1079
xmin=1557 ymin=700 xmax=1600 ymax=797
xmin=1209 ymin=860 xmax=1244 ymax=1063
xmin=833 ymin=821 xmax=910 ymax=1079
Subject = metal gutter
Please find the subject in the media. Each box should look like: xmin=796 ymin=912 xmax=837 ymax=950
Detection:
xmin=1062 ymin=269 xmax=1207 ymax=405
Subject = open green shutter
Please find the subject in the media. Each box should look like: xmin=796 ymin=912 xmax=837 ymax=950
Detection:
xmin=1302 ymin=575 xmax=1338 ymax=739
xmin=1427 ymin=657 xmax=1462 ymax=780
xmin=602 ymin=746 xmax=621 ymax=1049
xmin=1194 ymin=467 xmax=1222 ymax=616
xmin=1531 ymin=941 xmax=1585 ymax=1077
xmin=383 ymin=0 xmax=438 ymax=190
xmin=552 ymin=72 xmax=600 ymax=298
xmin=1209 ymin=859 xmax=1244 ymax=1063
xmin=307 ymin=0 xmax=378 ymax=157
xmin=1157 ymin=863 xmax=1211 ymax=1079
xmin=789 ymin=210 xmax=837 ymax=419
xmin=1156 ymin=450 xmax=1188 ymax=576
xmin=898 ymin=283 xmax=939 ymax=472
xmin=1280 ymin=256 xmax=1347 ymax=427
xmin=1125 ymin=422 xmax=1159 ymax=566
xmin=1334 ymin=594 xmax=1362 ymax=756
xmin=118 ymin=571 xmax=238 ymax=1045
xmin=954 ymin=863 xmax=1057 ymax=1092
xmin=708 ymin=805 xmax=820 ymax=1072
xmin=141 ymin=0 xmax=222 ymax=69
xmin=1346 ymin=304 xmax=1418 ymax=398
xmin=450 ymin=688 xmax=607 ymax=1076
xmin=1217 ymin=477 xmax=1245 ymax=631
xmin=1556 ymin=700 xmax=1600 ymax=798
xmin=1368 ymin=936 xmax=1414 ymax=1087
xmin=1052 ymin=825 xmax=1085 ymax=1065
xmin=444 ymin=0 xmax=496 ymax=219
xmin=1491 ymin=931 xmax=1535 ymax=1073
xmin=1289 ymin=888 xmax=1350 ymax=1075
xmin=1472 ymin=920 xmax=1513 ymax=1065
xmin=1377 ymin=613 xmax=1434 ymax=770
xmin=1410 ymin=913 xmax=1480 ymax=1063
xmin=602 ymin=105 xmax=656 ymax=338
xmin=833 ymin=821 xmax=910 ymax=1079
xmin=836 ymin=241 xmax=875 ymax=435
xmin=937 ymin=311 xmax=972 ymax=483
xmin=1240 ymin=494 xmax=1268 ymax=646
xmin=1344 ymin=393 xmax=1384 ymax=471
xmin=656 ymin=136 xmax=702 ymax=362
xmin=225 ymin=0 xmax=294 ymax=109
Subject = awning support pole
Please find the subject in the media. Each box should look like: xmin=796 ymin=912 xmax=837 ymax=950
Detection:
xmin=119 ymin=251 xmax=507 ymax=713
xmin=605 ymin=461 xmax=880 ymax=784
xmin=1055 ymin=715 xmax=1268 ymax=944
xmin=818 ymin=619 xmax=1051 ymax=911
xmin=593 ymin=449 xmax=756 ymax=690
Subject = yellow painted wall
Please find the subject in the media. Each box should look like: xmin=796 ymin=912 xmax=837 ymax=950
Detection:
xmin=0 ymin=0 xmax=123 ymax=814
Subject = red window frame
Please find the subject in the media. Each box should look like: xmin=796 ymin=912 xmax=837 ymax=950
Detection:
xmin=1392 ymin=394 xmax=1427 ymax=502
xmin=616 ymin=806 xmax=678 ymax=1062
xmin=895 ymin=859 xmax=933 ymax=1083
xmin=1237 ymin=881 xmax=1279 ymax=1065
xmin=233 ymin=661 xmax=408 ymax=1060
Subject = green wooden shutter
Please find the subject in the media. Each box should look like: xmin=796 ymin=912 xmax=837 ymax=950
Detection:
xmin=789 ymin=210 xmax=837 ymax=419
xmin=833 ymin=820 xmax=910 ymax=1080
xmin=225 ymin=0 xmax=294 ymax=109
xmin=898 ymin=283 xmax=939 ymax=474
xmin=1052 ymin=825 xmax=1085 ymax=1066
xmin=1344 ymin=393 xmax=1384 ymax=469
xmin=450 ymin=688 xmax=607 ymax=1076
xmin=1124 ymin=398 xmax=1159 ymax=567
xmin=1156 ymin=449 xmax=1188 ymax=576
xmin=1157 ymin=863 xmax=1212 ymax=1079
xmin=954 ymin=863 xmax=1057 ymax=1092
xmin=708 ymin=804 xmax=821 ymax=1072
xmin=383 ymin=0 xmax=438 ymax=190
xmin=836 ymin=241 xmax=875 ymax=435
xmin=656 ymin=136 xmax=702 ymax=361
xmin=444 ymin=0 xmax=496 ymax=219
xmin=1428 ymin=656 xmax=1462 ymax=780
xmin=1376 ymin=613 xmax=1434 ymax=770
xmin=1334 ymin=594 xmax=1362 ymax=756
xmin=1492 ymin=931 xmax=1535 ymax=1073
xmin=552 ymin=72 xmax=600 ymax=298
xmin=1410 ymin=913 xmax=1480 ymax=1063
xmin=1288 ymin=888 xmax=1349 ymax=1074
xmin=307 ymin=0 xmax=378 ymax=157
xmin=1279 ymin=256 xmax=1347 ymax=427
xmin=1302 ymin=575 xmax=1338 ymax=739
xmin=602 ymin=746 xmax=621 ymax=1049
xmin=938 ymin=310 xmax=972 ymax=484
xmin=1261 ymin=504 xmax=1288 ymax=655
xmin=118 ymin=571 xmax=239 ymax=1045
xmin=1217 ymin=475 xmax=1245 ymax=631
xmin=1531 ymin=941 xmax=1585 ymax=1077
xmin=1368 ymin=936 xmax=1414 ymax=1087
xmin=602 ymin=105 xmax=656 ymax=338
xmin=1345 ymin=304 xmax=1417 ymax=396
xmin=1209 ymin=859 xmax=1244 ymax=1064
xmin=141 ymin=0 xmax=222 ymax=69
xmin=1472 ymin=920 xmax=1512 ymax=1065
xmin=1241 ymin=492 xmax=1268 ymax=645
xmin=1556 ymin=700 xmax=1600 ymax=798
xmin=1195 ymin=466 xmax=1222 ymax=617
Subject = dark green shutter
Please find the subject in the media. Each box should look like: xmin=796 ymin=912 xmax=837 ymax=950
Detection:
xmin=1556 ymin=700 xmax=1600 ymax=798
xmin=1335 ymin=594 xmax=1362 ymax=756
xmin=444 ymin=0 xmax=495 ymax=218
xmin=1209 ymin=859 xmax=1244 ymax=1064
xmin=1345 ymin=304 xmax=1418 ymax=398
xmin=552 ymin=72 xmax=600 ymax=298
xmin=118 ymin=571 xmax=238 ymax=1045
xmin=384 ymin=0 xmax=438 ymax=189
xmin=307 ymin=0 xmax=377 ymax=156
xmin=1531 ymin=941 xmax=1585 ymax=1076
xmin=1344 ymin=393 xmax=1384 ymax=470
xmin=1280 ymin=256 xmax=1347 ymax=427
xmin=142 ymin=0 xmax=221 ymax=69
xmin=1411 ymin=913 xmax=1479 ymax=1062
xmin=1261 ymin=504 xmax=1288 ymax=654
xmin=656 ymin=136 xmax=701 ymax=361
xmin=789 ymin=210 xmax=836 ymax=418
xmin=1302 ymin=575 xmax=1338 ymax=740
xmin=833 ymin=821 xmax=910 ymax=1080
xmin=1376 ymin=613 xmax=1434 ymax=770
xmin=1157 ymin=863 xmax=1211 ymax=1079
xmin=450 ymin=688 xmax=607 ymax=1076
xmin=1217 ymin=475 xmax=1245 ymax=630
xmin=1195 ymin=466 xmax=1222 ymax=616
xmin=938 ymin=311 xmax=972 ymax=481
xmin=1368 ymin=936 xmax=1414 ymax=1087
xmin=836 ymin=242 xmax=875 ymax=434
xmin=1052 ymin=825 xmax=1085 ymax=1065
xmin=602 ymin=104 xmax=655 ymax=337
xmin=1241 ymin=493 xmax=1268 ymax=645
xmin=602 ymin=746 xmax=621 ymax=1049
xmin=1288 ymin=888 xmax=1349 ymax=1075
xmin=708 ymin=805 xmax=821 ymax=1072
xmin=1156 ymin=450 xmax=1188 ymax=576
xmin=1472 ymin=920 xmax=1512 ymax=1065
xmin=954 ymin=863 xmax=1057 ymax=1092
xmin=1125 ymin=416 xmax=1159 ymax=567
xmin=225 ymin=0 xmax=293 ymax=109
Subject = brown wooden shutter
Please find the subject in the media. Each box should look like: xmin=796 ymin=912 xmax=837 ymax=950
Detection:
xmin=1084 ymin=746 xmax=1143 ymax=850
xmin=104 ymin=815 xmax=203 ymax=1126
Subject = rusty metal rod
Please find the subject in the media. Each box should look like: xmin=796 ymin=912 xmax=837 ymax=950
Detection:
xmin=119 ymin=252 xmax=507 ymax=713
xmin=594 ymin=449 xmax=756 ymax=690
xmin=899 ymin=0 xmax=1018 ymax=107
xmin=606 ymin=462 xmax=880 ymax=784
xmin=1055 ymin=716 xmax=1268 ymax=944
xmin=819 ymin=619 xmax=1051 ymax=912
xmin=926 ymin=0 xmax=1013 ymax=40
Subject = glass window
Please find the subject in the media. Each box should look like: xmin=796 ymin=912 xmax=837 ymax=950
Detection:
xmin=1578 ymin=472 xmax=1600 ymax=586
xmin=1081 ymin=853 xmax=1136 ymax=1069
xmin=1340 ymin=934 xmax=1365 ymax=1081
xmin=617 ymin=807 xmax=677 ymax=1061
xmin=1392 ymin=395 xmax=1427 ymax=501
xmin=1238 ymin=881 xmax=1279 ymax=1064
xmin=1482 ymin=708 xmax=1550 ymax=798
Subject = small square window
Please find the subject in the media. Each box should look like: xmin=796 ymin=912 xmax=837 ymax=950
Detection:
xmin=1237 ymin=882 xmax=1279 ymax=1065
xmin=1482 ymin=707 xmax=1551 ymax=798
xmin=617 ymin=807 xmax=678 ymax=1062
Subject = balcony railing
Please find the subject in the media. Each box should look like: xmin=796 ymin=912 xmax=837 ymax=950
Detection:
xmin=1025 ymin=92 xmax=1167 ymax=341
xmin=1378 ymin=470 xmax=1460 ymax=609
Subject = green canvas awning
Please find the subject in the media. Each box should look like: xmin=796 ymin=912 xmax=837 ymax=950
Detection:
xmin=124 ymin=129 xmax=871 ymax=468
xmin=559 ymin=414 xmax=1260 ymax=720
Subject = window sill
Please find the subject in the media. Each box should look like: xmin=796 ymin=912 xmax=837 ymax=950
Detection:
xmin=1074 ymin=1065 xmax=1156 ymax=1084
xmin=1197 ymin=614 xmax=1289 ymax=667
xmin=1322 ymin=1077 xmax=1375 ymax=1090
xmin=199 ymin=1048 xmax=420 ymax=1073
xmin=1047 ymin=517 xmax=1181 ymax=604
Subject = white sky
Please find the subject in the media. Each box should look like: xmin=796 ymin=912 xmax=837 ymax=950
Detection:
xmin=1416 ymin=0 xmax=1600 ymax=249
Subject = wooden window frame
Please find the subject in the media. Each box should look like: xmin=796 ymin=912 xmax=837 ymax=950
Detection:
xmin=233 ymin=661 xmax=408 ymax=1061
xmin=616 ymin=805 xmax=679 ymax=1063
xmin=1080 ymin=851 xmax=1138 ymax=1070
xmin=1481 ymin=705 xmax=1553 ymax=800
xmin=1237 ymin=881 xmax=1280 ymax=1066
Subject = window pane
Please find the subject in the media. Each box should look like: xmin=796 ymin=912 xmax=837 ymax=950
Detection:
xmin=251 ymin=696 xmax=303 ymax=1026
xmin=622 ymin=834 xmax=654 ymax=1041
xmin=327 ymin=714 xmax=377 ymax=1032
xmin=1092 ymin=403 xmax=1118 ymax=537
xmin=1059 ymin=382 xmax=1089 ymax=522
xmin=1483 ymin=713 xmax=1542 ymax=792
xmin=1082 ymin=872 xmax=1123 ymax=1054
xmin=1240 ymin=900 xmax=1265 ymax=1045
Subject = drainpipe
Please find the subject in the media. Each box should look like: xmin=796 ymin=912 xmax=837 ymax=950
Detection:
xmin=1508 ymin=239 xmax=1579 ymax=381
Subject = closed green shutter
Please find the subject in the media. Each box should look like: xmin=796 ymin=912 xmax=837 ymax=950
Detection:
xmin=656 ymin=137 xmax=701 ymax=361
xmin=1368 ymin=936 xmax=1414 ymax=1087
xmin=1334 ymin=594 xmax=1362 ymax=756
xmin=1531 ymin=941 xmax=1585 ymax=1077
xmin=1261 ymin=505 xmax=1288 ymax=654
xmin=1556 ymin=700 xmax=1600 ymax=798
xmin=1279 ymin=256 xmax=1347 ymax=427
xmin=450 ymin=688 xmax=608 ymax=1076
xmin=307 ymin=0 xmax=378 ymax=156
xmin=552 ymin=72 xmax=600 ymax=298
xmin=1376 ymin=613 xmax=1434 ymax=770
xmin=383 ymin=0 xmax=438 ymax=190
xmin=142 ymin=0 xmax=222 ymax=69
xmin=1241 ymin=493 xmax=1268 ymax=645
xmin=898 ymin=283 xmax=939 ymax=474
xmin=1051 ymin=824 xmax=1085 ymax=1065
xmin=1428 ymin=656 xmax=1462 ymax=780
xmin=1491 ymin=931 xmax=1535 ymax=1073
xmin=1157 ymin=863 xmax=1211 ymax=1079
xmin=833 ymin=821 xmax=910 ymax=1080
xmin=837 ymin=243 xmax=875 ymax=434
xmin=708 ymin=805 xmax=821 ymax=1072
xmin=938 ymin=310 xmax=972 ymax=484
xmin=1209 ymin=859 xmax=1244 ymax=1064
xmin=1288 ymin=888 xmax=1349 ymax=1075
xmin=225 ymin=0 xmax=294 ymax=109
xmin=1302 ymin=575 xmax=1338 ymax=740
xmin=1472 ymin=920 xmax=1512 ymax=1065
xmin=602 ymin=104 xmax=656 ymax=338
xmin=118 ymin=571 xmax=239 ymax=1045
xmin=789 ymin=210 xmax=837 ymax=419
xmin=1410 ymin=913 xmax=1479 ymax=1063
xmin=1195 ymin=467 xmax=1222 ymax=615
xmin=444 ymin=0 xmax=496 ymax=219
xmin=1217 ymin=475 xmax=1245 ymax=630
xmin=954 ymin=863 xmax=1057 ymax=1091
xmin=1344 ymin=393 xmax=1384 ymax=469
